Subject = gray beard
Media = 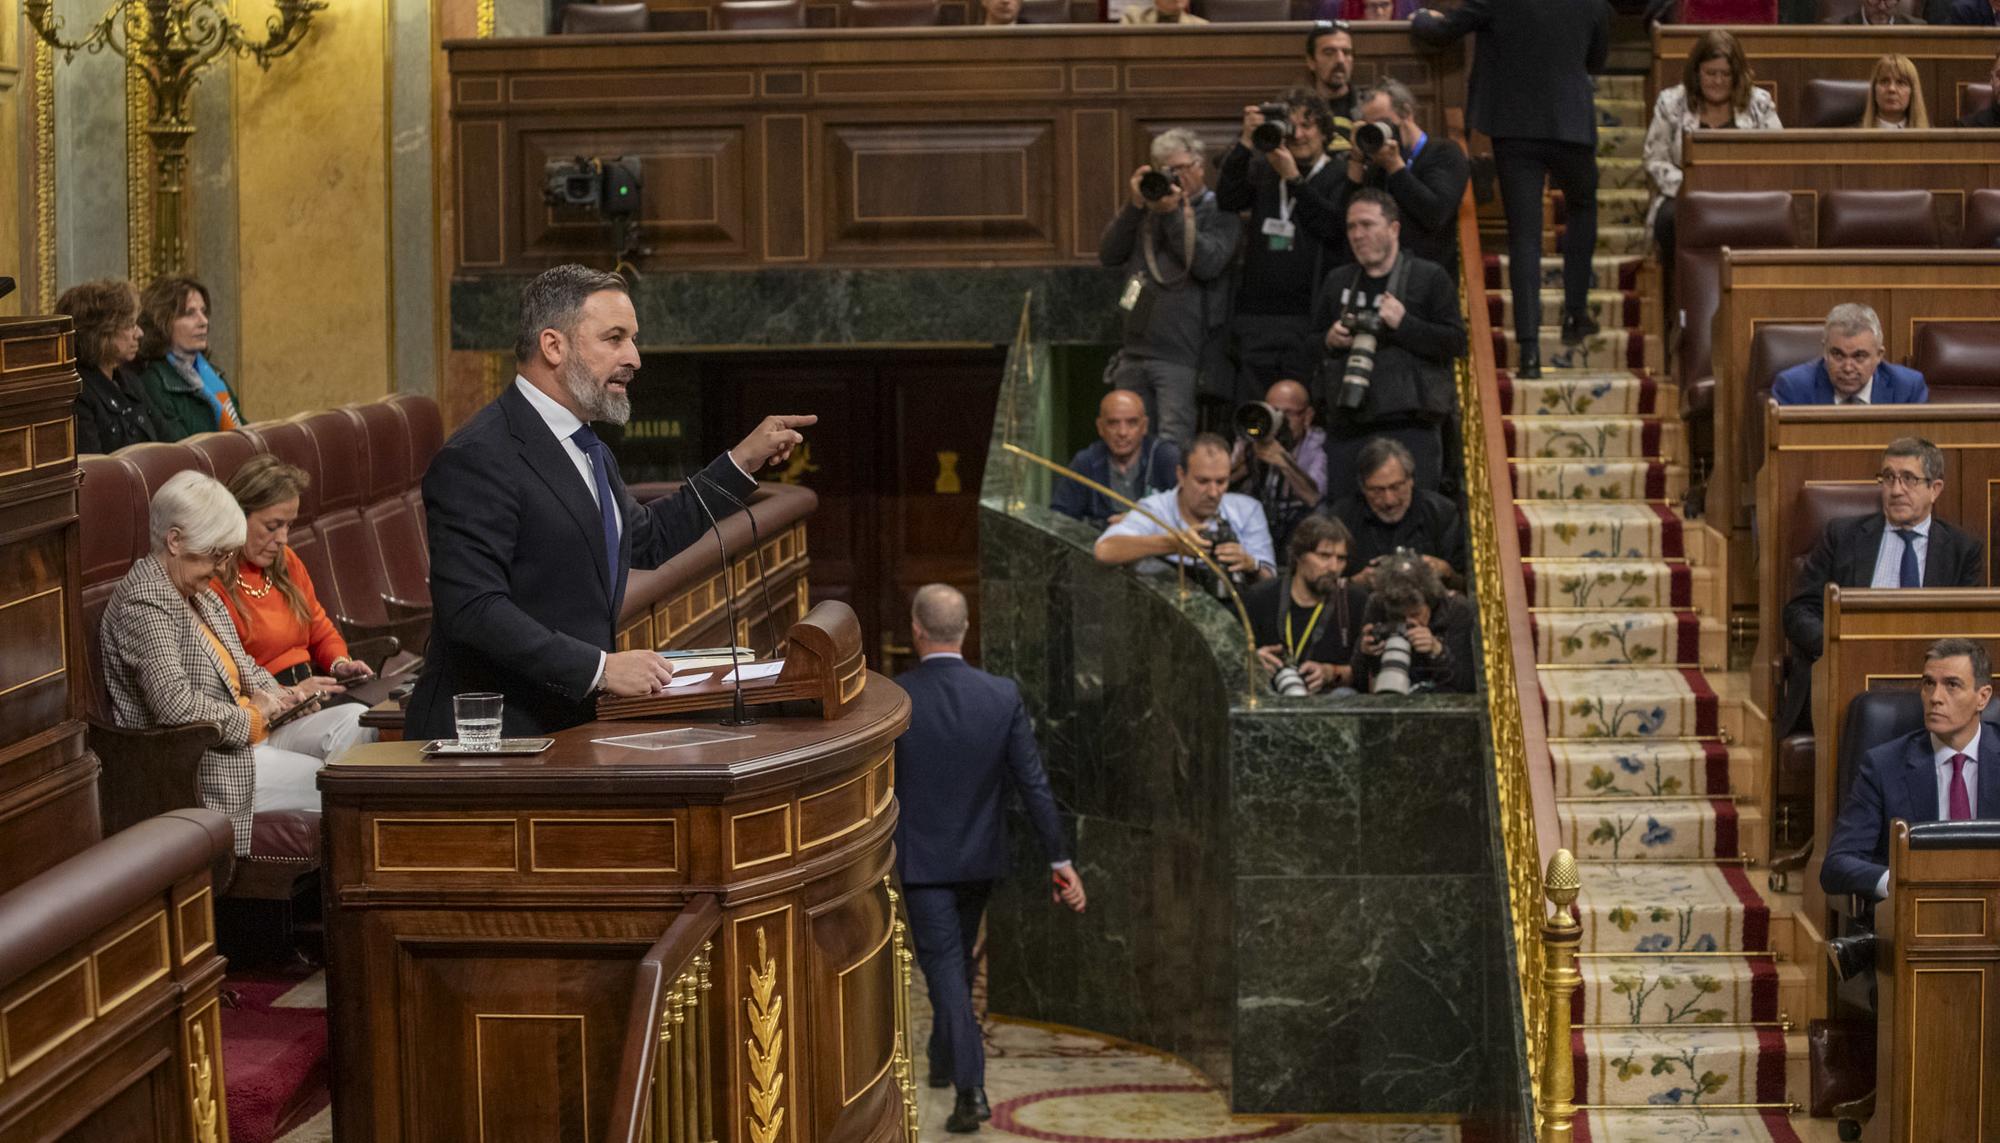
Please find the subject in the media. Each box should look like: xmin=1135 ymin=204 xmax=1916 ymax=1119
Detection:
xmin=561 ymin=357 xmax=631 ymax=425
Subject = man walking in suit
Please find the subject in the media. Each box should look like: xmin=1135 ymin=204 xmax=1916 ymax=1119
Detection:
xmin=1771 ymin=303 xmax=1928 ymax=406
xmin=1823 ymin=637 xmax=1999 ymax=903
xmin=406 ymin=264 xmax=814 ymax=738
xmin=1412 ymin=0 xmax=1609 ymax=378
xmin=894 ymin=584 xmax=1086 ymax=1133
xmin=1778 ymin=437 xmax=1985 ymax=734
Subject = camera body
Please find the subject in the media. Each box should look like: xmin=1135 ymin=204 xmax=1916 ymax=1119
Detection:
xmin=1270 ymin=661 xmax=1309 ymax=697
xmin=1138 ymin=168 xmax=1179 ymax=202
xmin=1206 ymin=516 xmax=1252 ymax=595
xmin=1370 ymin=621 xmax=1414 ymax=694
xmin=542 ymin=156 xmax=644 ymax=218
xmin=1251 ymin=102 xmax=1294 ymax=153
xmin=1336 ymin=305 xmax=1385 ymax=409
xmin=1353 ymin=120 xmax=1395 ymax=156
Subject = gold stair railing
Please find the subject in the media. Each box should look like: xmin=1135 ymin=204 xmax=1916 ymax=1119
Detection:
xmin=1452 ymin=191 xmax=1571 ymax=1141
xmin=606 ymin=896 xmax=722 ymax=1143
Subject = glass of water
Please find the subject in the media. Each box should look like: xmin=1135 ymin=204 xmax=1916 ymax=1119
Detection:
xmin=453 ymin=692 xmax=504 ymax=751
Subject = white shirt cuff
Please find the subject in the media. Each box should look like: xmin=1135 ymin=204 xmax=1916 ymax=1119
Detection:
xmin=1874 ymin=870 xmax=1890 ymax=900
xmin=1051 ymin=860 xmax=1074 ymax=871
xmin=726 ymin=452 xmax=752 ymax=480
xmin=590 ymin=651 xmax=606 ymax=694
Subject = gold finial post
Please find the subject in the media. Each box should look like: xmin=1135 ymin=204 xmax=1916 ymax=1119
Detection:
xmin=1538 ymin=849 xmax=1582 ymax=1143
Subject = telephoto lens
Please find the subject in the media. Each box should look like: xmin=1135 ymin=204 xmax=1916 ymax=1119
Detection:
xmin=1372 ymin=625 xmax=1414 ymax=694
xmin=1250 ymin=103 xmax=1293 ymax=153
xmin=1338 ymin=309 xmax=1383 ymax=409
xmin=1271 ymin=664 xmax=1309 ymax=697
xmin=1353 ymin=121 xmax=1392 ymax=154
xmin=1233 ymin=401 xmax=1281 ymax=441
xmin=1138 ymin=168 xmax=1177 ymax=201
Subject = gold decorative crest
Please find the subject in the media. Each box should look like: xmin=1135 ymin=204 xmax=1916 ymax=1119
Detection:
xmin=187 ymin=1018 xmax=221 ymax=1143
xmin=744 ymin=926 xmax=786 ymax=1143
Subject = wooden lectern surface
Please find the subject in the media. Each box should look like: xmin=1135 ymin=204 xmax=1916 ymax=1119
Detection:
xmin=319 ymin=675 xmax=912 ymax=1143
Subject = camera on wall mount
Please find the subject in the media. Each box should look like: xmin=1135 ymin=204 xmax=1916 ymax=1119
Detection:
xmin=542 ymin=155 xmax=647 ymax=278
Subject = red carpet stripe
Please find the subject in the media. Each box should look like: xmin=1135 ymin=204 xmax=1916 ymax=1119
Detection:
xmin=1702 ymin=741 xmax=1731 ymax=795
xmin=1653 ymin=504 xmax=1686 ymax=557
xmin=1674 ymin=610 xmax=1701 ymax=664
xmin=1712 ymin=797 xmax=1740 ymax=858
xmin=1640 ymin=419 xmax=1662 ymax=457
xmin=1678 ymin=668 xmax=1719 ymax=736
xmin=1762 ymin=1108 xmax=1807 ymax=1141
xmin=1755 ymin=1028 xmax=1789 ymax=1101
xmin=1646 ymin=460 xmax=1667 ymax=500
xmin=1748 ymin=956 xmax=1780 ymax=1022
xmin=1721 ymin=863 xmax=1772 ymax=951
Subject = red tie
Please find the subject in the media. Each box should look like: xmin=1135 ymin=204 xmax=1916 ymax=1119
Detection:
xmin=1948 ymin=753 xmax=1973 ymax=821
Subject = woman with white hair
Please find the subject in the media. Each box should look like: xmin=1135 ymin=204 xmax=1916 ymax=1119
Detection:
xmin=99 ymin=469 xmax=320 ymax=856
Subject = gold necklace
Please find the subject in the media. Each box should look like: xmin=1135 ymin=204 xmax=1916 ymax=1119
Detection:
xmin=238 ymin=565 xmax=276 ymax=599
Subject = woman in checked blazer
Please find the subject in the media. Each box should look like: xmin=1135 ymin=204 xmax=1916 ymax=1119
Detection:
xmin=99 ymin=469 xmax=319 ymax=856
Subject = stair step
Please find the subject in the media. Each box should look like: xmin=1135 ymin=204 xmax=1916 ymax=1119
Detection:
xmin=1506 ymin=416 xmax=1678 ymax=462
xmin=1578 ymin=1109 xmax=1808 ymax=1141
xmin=1495 ymin=329 xmax=1660 ymax=375
xmin=1524 ymin=560 xmax=1692 ymax=609
xmin=1511 ymin=458 xmax=1687 ymax=503
xmin=1575 ymin=862 xmax=1772 ymax=954
xmin=1596 ymin=126 xmax=1646 ymax=162
xmin=1574 ymin=1026 xmax=1794 ymax=1110
xmin=1594 ymin=74 xmax=1647 ymax=102
xmin=1596 ymin=97 xmax=1650 ymax=130
xmin=1599 ymin=156 xmax=1649 ymax=191
xmin=1576 ymin=956 xmax=1809 ymax=1030
xmin=1491 ymin=289 xmax=1644 ymax=337
xmin=1557 ymin=187 xmax=1653 ymax=228
xmin=1539 ymin=666 xmax=1735 ymax=740
xmin=1487 ymin=252 xmax=1644 ymax=292
xmin=1550 ymin=740 xmax=1747 ymax=799
xmin=1557 ymin=797 xmax=1757 ymax=861
xmin=1499 ymin=372 xmax=1673 ymax=417
xmin=1549 ymin=222 xmax=1653 ymax=258
xmin=1532 ymin=609 xmax=1720 ymax=669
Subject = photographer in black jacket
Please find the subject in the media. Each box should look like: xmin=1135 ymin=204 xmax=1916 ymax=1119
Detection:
xmin=1351 ymin=550 xmax=1474 ymax=694
xmin=1307 ymin=189 xmax=1466 ymax=496
xmin=1216 ymin=89 xmax=1350 ymax=398
xmin=1339 ymin=78 xmax=1470 ymax=273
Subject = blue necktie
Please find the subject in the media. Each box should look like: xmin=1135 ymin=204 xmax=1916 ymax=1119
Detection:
xmin=1896 ymin=528 xmax=1920 ymax=588
xmin=570 ymin=424 xmax=621 ymax=600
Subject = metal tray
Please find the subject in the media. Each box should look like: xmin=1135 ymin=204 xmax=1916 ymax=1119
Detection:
xmin=419 ymin=738 xmax=554 ymax=757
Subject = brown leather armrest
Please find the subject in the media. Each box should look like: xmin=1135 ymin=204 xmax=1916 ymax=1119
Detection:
xmin=345 ymin=634 xmax=401 ymax=674
xmin=90 ymin=717 xmax=221 ymax=838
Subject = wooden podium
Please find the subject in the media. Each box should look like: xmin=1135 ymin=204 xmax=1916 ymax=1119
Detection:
xmin=318 ymin=672 xmax=914 ymax=1143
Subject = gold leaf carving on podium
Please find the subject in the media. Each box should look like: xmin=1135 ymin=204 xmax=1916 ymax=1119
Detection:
xmin=744 ymin=925 xmax=786 ymax=1143
xmin=187 ymin=1018 xmax=221 ymax=1143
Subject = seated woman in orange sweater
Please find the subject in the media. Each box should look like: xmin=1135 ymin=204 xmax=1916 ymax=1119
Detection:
xmin=212 ymin=454 xmax=377 ymax=762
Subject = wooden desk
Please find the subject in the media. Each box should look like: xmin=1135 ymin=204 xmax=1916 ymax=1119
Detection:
xmin=1680 ymin=131 xmax=2000 ymax=246
xmin=320 ymin=678 xmax=913 ymax=1143
xmin=1651 ymin=26 xmax=2000 ymax=127
xmin=443 ymin=25 xmax=1464 ymax=275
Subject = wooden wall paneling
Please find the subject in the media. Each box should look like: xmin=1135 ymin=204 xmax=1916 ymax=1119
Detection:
xmin=764 ymin=113 xmax=813 ymax=261
xmin=1070 ymin=107 xmax=1121 ymax=259
xmin=1650 ymin=26 xmax=2000 ymax=127
xmin=821 ymin=112 xmax=1062 ymax=260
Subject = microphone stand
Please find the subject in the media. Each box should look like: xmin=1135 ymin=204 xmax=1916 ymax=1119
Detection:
xmin=691 ymin=471 xmax=784 ymax=655
xmin=685 ymin=476 xmax=755 ymax=728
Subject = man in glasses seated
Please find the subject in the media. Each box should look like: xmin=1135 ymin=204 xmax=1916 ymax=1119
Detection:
xmin=1771 ymin=303 xmax=1929 ymax=406
xmin=1776 ymin=437 xmax=1984 ymax=734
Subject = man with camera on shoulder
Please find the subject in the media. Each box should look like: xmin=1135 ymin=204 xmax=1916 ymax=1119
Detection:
xmin=1099 ymin=130 xmax=1243 ymax=448
xmin=1230 ymin=379 xmax=1325 ymax=555
xmin=1338 ymin=79 xmax=1469 ymax=272
xmin=1351 ymin=551 xmax=1474 ymax=694
xmin=1216 ymin=90 xmax=1350 ymax=398
xmin=1095 ymin=433 xmax=1275 ymax=592
xmin=1308 ymin=189 xmax=1466 ymax=497
xmin=1246 ymin=514 xmax=1368 ymax=696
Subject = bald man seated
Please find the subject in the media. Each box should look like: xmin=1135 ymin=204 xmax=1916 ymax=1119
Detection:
xmin=1051 ymin=389 xmax=1182 ymax=529
xmin=1230 ymin=379 xmax=1326 ymax=555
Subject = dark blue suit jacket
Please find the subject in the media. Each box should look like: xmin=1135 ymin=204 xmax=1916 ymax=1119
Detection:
xmin=1050 ymin=437 xmax=1180 ymax=529
xmin=1771 ymin=360 xmax=1928 ymax=406
xmin=1947 ymin=0 xmax=1996 ymax=23
xmin=1822 ymin=724 xmax=2000 ymax=897
xmin=893 ymin=656 xmax=1070 ymax=885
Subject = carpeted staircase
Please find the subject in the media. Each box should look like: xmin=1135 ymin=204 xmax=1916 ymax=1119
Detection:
xmin=1497 ymin=74 xmax=1809 ymax=1143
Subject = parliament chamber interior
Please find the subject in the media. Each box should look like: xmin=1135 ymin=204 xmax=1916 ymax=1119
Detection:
xmin=1 ymin=0 xmax=1998 ymax=1139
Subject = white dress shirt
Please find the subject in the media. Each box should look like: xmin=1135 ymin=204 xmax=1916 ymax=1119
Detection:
xmin=1839 ymin=377 xmax=1875 ymax=405
xmin=1869 ymin=514 xmax=1930 ymax=589
xmin=1875 ymin=725 xmax=1982 ymax=898
xmin=516 ymin=376 xmax=622 ymax=689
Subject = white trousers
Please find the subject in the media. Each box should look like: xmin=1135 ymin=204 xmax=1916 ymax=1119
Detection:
xmin=255 ymin=702 xmax=380 ymax=814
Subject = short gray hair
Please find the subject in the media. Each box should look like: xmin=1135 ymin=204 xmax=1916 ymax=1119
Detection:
xmin=515 ymin=263 xmax=630 ymax=363
xmin=1358 ymin=436 xmax=1416 ymax=483
xmin=1149 ymin=128 xmax=1206 ymax=168
xmin=1365 ymin=78 xmax=1419 ymax=122
xmin=1883 ymin=436 xmax=1945 ymax=484
xmin=149 ymin=469 xmax=246 ymax=555
xmin=912 ymin=583 xmax=970 ymax=644
xmin=1823 ymin=302 xmax=1883 ymax=347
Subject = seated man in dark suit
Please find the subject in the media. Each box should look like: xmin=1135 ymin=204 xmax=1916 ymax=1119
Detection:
xmin=1836 ymin=0 xmax=1924 ymax=22
xmin=1778 ymin=437 xmax=1985 ymax=734
xmin=1962 ymin=50 xmax=2000 ymax=127
xmin=1823 ymin=637 xmax=2000 ymax=906
xmin=1947 ymin=0 xmax=1997 ymax=24
xmin=1051 ymin=389 xmax=1181 ymax=530
xmin=894 ymin=584 xmax=1086 ymax=1134
xmin=1771 ymin=303 xmax=1927 ymax=406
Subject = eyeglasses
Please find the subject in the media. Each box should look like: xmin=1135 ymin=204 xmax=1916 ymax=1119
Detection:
xmin=1162 ymin=159 xmax=1202 ymax=176
xmin=1876 ymin=470 xmax=1935 ymax=489
xmin=1363 ymin=475 xmax=1413 ymax=496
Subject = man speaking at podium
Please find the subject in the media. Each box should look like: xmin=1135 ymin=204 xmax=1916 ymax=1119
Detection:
xmin=406 ymin=265 xmax=814 ymax=739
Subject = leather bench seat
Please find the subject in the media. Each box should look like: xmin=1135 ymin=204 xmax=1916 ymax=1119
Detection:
xmin=1915 ymin=322 xmax=2000 ymax=402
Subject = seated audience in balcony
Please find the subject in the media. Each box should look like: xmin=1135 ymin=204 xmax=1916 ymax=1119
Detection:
xmin=1771 ymin=303 xmax=1926 ymax=406
xmin=1947 ymin=0 xmax=1997 ymax=23
xmin=1962 ymin=50 xmax=2000 ymax=127
xmin=1323 ymin=436 xmax=1467 ymax=587
xmin=58 ymin=278 xmax=161 ymax=455
xmin=1861 ymin=54 xmax=1930 ymax=128
xmin=1643 ymin=31 xmax=1780 ymax=271
xmin=1837 ymin=0 xmax=1924 ymax=21
xmin=1339 ymin=78 xmax=1471 ymax=271
xmin=1099 ymin=128 xmax=1241 ymax=448
xmin=1308 ymin=189 xmax=1466 ymax=494
xmin=1778 ymin=438 xmax=1983 ymax=734
xmin=212 ymin=455 xmax=378 ymax=765
xmin=1822 ymin=637 xmax=1999 ymax=904
xmin=1096 ymin=432 xmax=1275 ymax=583
xmin=133 ymin=275 xmax=243 ymax=441
xmin=1052 ymin=389 xmax=1181 ymax=529
xmin=1303 ymin=21 xmax=1360 ymax=128
xmin=1217 ymin=88 xmax=1348 ymax=397
xmin=1231 ymin=379 xmax=1326 ymax=553
xmin=1120 ymin=0 xmax=1207 ymax=22
xmin=1350 ymin=550 xmax=1474 ymax=693
xmin=99 ymin=470 xmax=320 ymax=856
xmin=1246 ymin=514 xmax=1369 ymax=695
xmin=981 ymin=0 xmax=1022 ymax=22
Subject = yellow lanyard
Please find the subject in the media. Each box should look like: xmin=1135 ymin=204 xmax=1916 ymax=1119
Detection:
xmin=1283 ymin=600 xmax=1326 ymax=662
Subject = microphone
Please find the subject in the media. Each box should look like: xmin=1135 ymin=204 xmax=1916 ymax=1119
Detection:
xmin=690 ymin=471 xmax=784 ymax=656
xmin=684 ymin=474 xmax=755 ymax=728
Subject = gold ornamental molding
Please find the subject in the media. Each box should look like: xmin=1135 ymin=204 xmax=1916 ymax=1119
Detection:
xmin=184 ymin=1008 xmax=224 ymax=1143
xmin=744 ymin=925 xmax=786 ymax=1143
xmin=885 ymin=879 xmax=919 ymax=1142
xmin=33 ymin=35 xmax=56 ymax=312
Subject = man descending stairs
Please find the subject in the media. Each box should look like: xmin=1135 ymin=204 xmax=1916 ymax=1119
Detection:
xmin=1497 ymin=73 xmax=1811 ymax=1143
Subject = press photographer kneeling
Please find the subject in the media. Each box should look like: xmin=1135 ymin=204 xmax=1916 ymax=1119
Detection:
xmin=1247 ymin=514 xmax=1368 ymax=696
xmin=1350 ymin=551 xmax=1475 ymax=694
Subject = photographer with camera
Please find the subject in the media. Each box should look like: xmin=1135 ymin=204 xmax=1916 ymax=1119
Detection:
xmin=1095 ymin=433 xmax=1274 ymax=589
xmin=1099 ymin=130 xmax=1243 ymax=449
xmin=1246 ymin=514 xmax=1368 ymax=696
xmin=1216 ymin=90 xmax=1350 ymax=397
xmin=1308 ymin=189 xmax=1466 ymax=497
xmin=1229 ymin=379 xmax=1325 ymax=554
xmin=1337 ymin=79 xmax=1469 ymax=272
xmin=1325 ymin=436 xmax=1467 ymax=588
xmin=1351 ymin=551 xmax=1474 ymax=694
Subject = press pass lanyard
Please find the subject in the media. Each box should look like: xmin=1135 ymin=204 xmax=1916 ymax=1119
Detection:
xmin=1277 ymin=155 xmax=1330 ymax=226
xmin=1284 ymin=599 xmax=1326 ymax=661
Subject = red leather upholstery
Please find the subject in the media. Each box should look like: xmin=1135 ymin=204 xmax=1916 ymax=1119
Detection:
xmin=1802 ymin=79 xmax=1869 ymax=128
xmin=241 ymin=419 xmax=324 ymax=521
xmin=846 ymin=0 xmax=940 ymax=25
xmin=1965 ymin=82 xmax=1994 ymax=118
xmin=1914 ymin=322 xmax=2000 ymax=402
xmin=715 ymin=0 xmax=807 ymax=26
xmin=1674 ymin=190 xmax=1800 ymax=395
xmin=1741 ymin=322 xmax=1824 ymax=495
xmin=1966 ymin=188 xmax=2000 ymax=250
xmin=558 ymin=1 xmax=649 ymax=32
xmin=1791 ymin=483 xmax=1882 ymax=568
xmin=387 ymin=395 xmax=440 ymax=545
xmin=182 ymin=430 xmax=261 ymax=479
xmin=79 ymin=456 xmax=149 ymax=721
xmin=1201 ymin=0 xmax=1289 ymax=16
xmin=1818 ymin=189 xmax=1939 ymax=248
xmin=348 ymin=403 xmax=431 ymax=607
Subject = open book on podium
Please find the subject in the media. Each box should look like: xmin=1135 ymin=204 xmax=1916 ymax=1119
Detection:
xmin=595 ymin=600 xmax=867 ymax=721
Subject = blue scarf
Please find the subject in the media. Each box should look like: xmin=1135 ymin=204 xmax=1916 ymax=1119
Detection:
xmin=176 ymin=351 xmax=242 ymax=429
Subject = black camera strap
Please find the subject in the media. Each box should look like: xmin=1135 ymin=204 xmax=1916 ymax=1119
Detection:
xmin=1141 ymin=205 xmax=1199 ymax=290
